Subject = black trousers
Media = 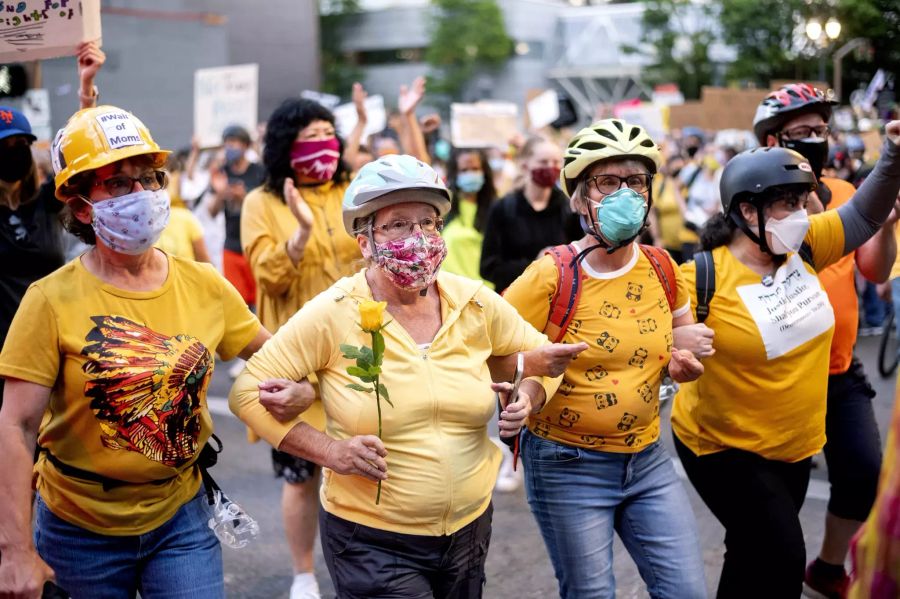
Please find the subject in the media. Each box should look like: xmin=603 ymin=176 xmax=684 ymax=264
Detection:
xmin=824 ymin=358 xmax=882 ymax=521
xmin=320 ymin=504 xmax=492 ymax=599
xmin=674 ymin=434 xmax=811 ymax=599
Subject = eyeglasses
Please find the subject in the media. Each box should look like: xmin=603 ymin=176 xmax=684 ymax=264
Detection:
xmin=586 ymin=173 xmax=652 ymax=196
xmin=372 ymin=216 xmax=444 ymax=239
xmin=778 ymin=125 xmax=830 ymax=141
xmin=93 ymin=170 xmax=168 ymax=198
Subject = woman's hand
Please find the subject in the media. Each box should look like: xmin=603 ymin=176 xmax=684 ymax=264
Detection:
xmin=673 ymin=323 xmax=715 ymax=358
xmin=258 ymin=378 xmax=315 ymax=422
xmin=76 ymin=41 xmax=105 ymax=103
xmin=493 ymin=379 xmax=540 ymax=438
xmin=668 ymin=349 xmax=704 ymax=383
xmin=352 ymin=82 xmax=368 ymax=125
xmin=398 ymin=76 xmax=426 ymax=116
xmin=284 ymin=179 xmax=314 ymax=231
xmin=886 ymin=120 xmax=900 ymax=146
xmin=323 ymin=436 xmax=388 ymax=482
xmin=528 ymin=342 xmax=590 ymax=377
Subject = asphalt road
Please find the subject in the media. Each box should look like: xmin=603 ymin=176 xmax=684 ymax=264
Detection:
xmin=207 ymin=333 xmax=898 ymax=598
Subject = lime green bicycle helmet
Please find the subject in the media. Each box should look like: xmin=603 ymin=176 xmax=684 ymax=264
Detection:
xmin=561 ymin=118 xmax=662 ymax=196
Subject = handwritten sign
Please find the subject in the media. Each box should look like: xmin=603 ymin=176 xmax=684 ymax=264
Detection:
xmin=736 ymin=254 xmax=834 ymax=359
xmin=0 ymin=0 xmax=101 ymax=63
xmin=451 ymin=102 xmax=519 ymax=148
xmin=333 ymin=94 xmax=386 ymax=140
xmin=193 ymin=63 xmax=258 ymax=148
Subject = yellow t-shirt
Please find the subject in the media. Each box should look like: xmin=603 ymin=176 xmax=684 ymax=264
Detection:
xmin=155 ymin=206 xmax=203 ymax=260
xmin=229 ymin=270 xmax=559 ymax=536
xmin=0 ymin=254 xmax=260 ymax=535
xmin=503 ymin=243 xmax=690 ymax=451
xmin=672 ymin=210 xmax=846 ymax=462
xmin=653 ymin=178 xmax=684 ymax=250
xmin=441 ymin=199 xmax=493 ymax=288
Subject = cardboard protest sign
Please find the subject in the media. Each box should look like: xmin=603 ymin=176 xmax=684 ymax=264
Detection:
xmin=450 ymin=102 xmax=519 ymax=148
xmin=333 ymin=94 xmax=386 ymax=140
xmin=301 ymin=90 xmax=340 ymax=110
xmin=0 ymin=0 xmax=101 ymax=63
xmin=615 ymin=102 xmax=666 ymax=141
xmin=193 ymin=63 xmax=258 ymax=148
xmin=668 ymin=101 xmax=705 ymax=131
xmin=527 ymin=89 xmax=560 ymax=131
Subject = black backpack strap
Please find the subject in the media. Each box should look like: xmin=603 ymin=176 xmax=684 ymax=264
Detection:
xmin=694 ymin=251 xmax=715 ymax=324
xmin=798 ymin=242 xmax=815 ymax=270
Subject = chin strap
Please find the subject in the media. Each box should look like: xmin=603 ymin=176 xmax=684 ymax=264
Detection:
xmin=576 ymin=187 xmax=653 ymax=264
xmin=729 ymin=202 xmax=786 ymax=267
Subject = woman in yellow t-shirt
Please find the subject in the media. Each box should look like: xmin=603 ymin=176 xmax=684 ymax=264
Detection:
xmin=441 ymin=147 xmax=497 ymax=285
xmin=0 ymin=106 xmax=273 ymax=598
xmin=672 ymin=132 xmax=900 ymax=598
xmin=231 ymin=154 xmax=576 ymax=597
xmin=503 ymin=119 xmax=708 ymax=599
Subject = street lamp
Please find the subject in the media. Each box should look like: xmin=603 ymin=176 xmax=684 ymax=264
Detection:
xmin=806 ymin=16 xmax=841 ymax=84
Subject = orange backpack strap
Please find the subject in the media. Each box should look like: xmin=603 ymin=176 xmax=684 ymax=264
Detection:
xmin=639 ymin=245 xmax=677 ymax=313
xmin=544 ymin=244 xmax=582 ymax=343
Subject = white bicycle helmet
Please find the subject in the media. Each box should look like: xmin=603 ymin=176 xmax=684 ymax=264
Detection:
xmin=342 ymin=154 xmax=451 ymax=235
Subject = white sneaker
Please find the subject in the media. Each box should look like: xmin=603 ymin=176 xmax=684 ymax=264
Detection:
xmin=228 ymin=358 xmax=246 ymax=379
xmin=492 ymin=439 xmax=522 ymax=493
xmin=290 ymin=572 xmax=320 ymax=599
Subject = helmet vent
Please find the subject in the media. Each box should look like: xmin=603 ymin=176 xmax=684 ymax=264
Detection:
xmin=611 ymin=120 xmax=624 ymax=132
xmin=595 ymin=129 xmax=617 ymax=141
xmin=628 ymin=127 xmax=641 ymax=141
xmin=640 ymin=140 xmax=655 ymax=148
xmin=579 ymin=141 xmax=608 ymax=150
xmin=564 ymin=156 xmax=577 ymax=166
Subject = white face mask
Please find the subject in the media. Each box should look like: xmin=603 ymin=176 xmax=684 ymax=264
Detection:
xmin=765 ymin=208 xmax=810 ymax=255
xmin=91 ymin=189 xmax=171 ymax=255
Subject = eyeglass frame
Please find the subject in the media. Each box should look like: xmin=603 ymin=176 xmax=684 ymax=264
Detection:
xmin=584 ymin=172 xmax=653 ymax=197
xmin=91 ymin=169 xmax=169 ymax=198
xmin=777 ymin=124 xmax=830 ymax=141
xmin=370 ymin=215 xmax=445 ymax=240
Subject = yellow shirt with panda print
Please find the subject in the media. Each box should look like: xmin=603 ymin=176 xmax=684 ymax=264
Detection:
xmin=504 ymin=242 xmax=690 ymax=452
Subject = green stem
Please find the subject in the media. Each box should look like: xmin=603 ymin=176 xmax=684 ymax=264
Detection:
xmin=372 ymin=331 xmax=383 ymax=505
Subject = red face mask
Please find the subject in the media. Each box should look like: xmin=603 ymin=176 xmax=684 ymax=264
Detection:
xmin=290 ymin=138 xmax=340 ymax=182
xmin=530 ymin=166 xmax=561 ymax=188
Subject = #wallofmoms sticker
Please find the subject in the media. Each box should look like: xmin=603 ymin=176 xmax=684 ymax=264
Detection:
xmin=95 ymin=110 xmax=143 ymax=150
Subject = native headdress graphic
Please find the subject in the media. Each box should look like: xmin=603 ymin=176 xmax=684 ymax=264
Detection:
xmin=81 ymin=315 xmax=213 ymax=468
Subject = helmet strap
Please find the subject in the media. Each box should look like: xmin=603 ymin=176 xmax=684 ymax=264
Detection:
xmin=729 ymin=200 xmax=785 ymax=268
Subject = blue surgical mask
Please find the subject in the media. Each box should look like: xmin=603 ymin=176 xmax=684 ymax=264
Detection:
xmin=224 ymin=147 xmax=244 ymax=165
xmin=590 ymin=188 xmax=647 ymax=245
xmin=456 ymin=171 xmax=485 ymax=194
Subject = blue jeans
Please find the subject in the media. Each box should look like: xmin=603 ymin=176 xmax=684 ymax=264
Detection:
xmin=34 ymin=491 xmax=223 ymax=599
xmin=523 ymin=432 xmax=707 ymax=599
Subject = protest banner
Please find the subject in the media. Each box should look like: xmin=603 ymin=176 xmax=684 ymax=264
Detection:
xmin=193 ymin=63 xmax=258 ymax=148
xmin=615 ymin=102 xmax=666 ymax=141
xmin=668 ymin=101 xmax=705 ymax=131
xmin=450 ymin=102 xmax=519 ymax=148
xmin=0 ymin=0 xmax=101 ymax=63
xmin=301 ymin=90 xmax=340 ymax=110
xmin=526 ymin=89 xmax=560 ymax=131
xmin=333 ymin=94 xmax=386 ymax=139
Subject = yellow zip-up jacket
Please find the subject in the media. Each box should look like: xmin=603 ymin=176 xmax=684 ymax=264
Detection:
xmin=241 ymin=181 xmax=362 ymax=432
xmin=229 ymin=269 xmax=560 ymax=535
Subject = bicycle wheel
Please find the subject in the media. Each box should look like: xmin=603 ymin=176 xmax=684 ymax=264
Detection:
xmin=878 ymin=310 xmax=899 ymax=378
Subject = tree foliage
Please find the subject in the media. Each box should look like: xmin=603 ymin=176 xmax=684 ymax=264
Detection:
xmin=425 ymin=0 xmax=513 ymax=100
xmin=836 ymin=0 xmax=900 ymax=94
xmin=628 ymin=0 xmax=717 ymax=100
xmin=319 ymin=0 xmax=363 ymax=96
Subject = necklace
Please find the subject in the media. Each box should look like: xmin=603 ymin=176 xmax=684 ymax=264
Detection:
xmin=761 ymin=273 xmax=775 ymax=287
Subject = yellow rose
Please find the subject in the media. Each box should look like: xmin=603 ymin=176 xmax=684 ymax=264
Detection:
xmin=359 ymin=300 xmax=387 ymax=332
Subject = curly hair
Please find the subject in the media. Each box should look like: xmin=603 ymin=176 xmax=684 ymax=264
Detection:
xmin=262 ymin=98 xmax=351 ymax=201
xmin=446 ymin=148 xmax=497 ymax=233
xmin=699 ymin=212 xmax=736 ymax=251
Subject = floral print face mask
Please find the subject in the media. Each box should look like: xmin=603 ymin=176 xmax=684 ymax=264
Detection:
xmin=90 ymin=189 xmax=171 ymax=255
xmin=372 ymin=230 xmax=447 ymax=291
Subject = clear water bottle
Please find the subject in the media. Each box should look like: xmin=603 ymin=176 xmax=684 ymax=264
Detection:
xmin=659 ymin=377 xmax=678 ymax=404
xmin=208 ymin=489 xmax=259 ymax=549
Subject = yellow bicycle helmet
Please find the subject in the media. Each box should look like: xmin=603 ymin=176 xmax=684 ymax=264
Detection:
xmin=52 ymin=105 xmax=170 ymax=200
xmin=561 ymin=118 xmax=662 ymax=196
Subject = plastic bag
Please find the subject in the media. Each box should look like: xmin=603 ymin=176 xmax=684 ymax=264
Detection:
xmin=207 ymin=489 xmax=259 ymax=549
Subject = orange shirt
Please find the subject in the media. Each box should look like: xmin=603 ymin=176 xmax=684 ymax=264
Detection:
xmin=818 ymin=177 xmax=858 ymax=375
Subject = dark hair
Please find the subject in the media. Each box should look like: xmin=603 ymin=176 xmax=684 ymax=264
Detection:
xmin=60 ymin=202 xmax=96 ymax=245
xmin=262 ymin=98 xmax=350 ymax=201
xmin=699 ymin=212 xmax=737 ymax=250
xmin=518 ymin=136 xmax=550 ymax=162
xmin=446 ymin=148 xmax=496 ymax=233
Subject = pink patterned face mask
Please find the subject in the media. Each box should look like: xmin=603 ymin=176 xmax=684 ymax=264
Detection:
xmin=372 ymin=231 xmax=448 ymax=291
xmin=290 ymin=138 xmax=340 ymax=182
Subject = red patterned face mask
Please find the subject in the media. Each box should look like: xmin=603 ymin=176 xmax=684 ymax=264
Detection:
xmin=290 ymin=138 xmax=340 ymax=182
xmin=373 ymin=231 xmax=447 ymax=291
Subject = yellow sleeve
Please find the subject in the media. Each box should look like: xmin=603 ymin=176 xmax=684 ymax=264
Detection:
xmin=501 ymin=255 xmax=558 ymax=331
xmin=805 ymin=210 xmax=846 ymax=271
xmin=481 ymin=273 xmax=563 ymax=402
xmin=0 ymin=285 xmax=59 ymax=387
xmin=670 ymin=254 xmax=691 ymax=318
xmin=241 ymin=190 xmax=299 ymax=297
xmin=228 ymin=290 xmax=340 ymax=448
xmin=186 ymin=210 xmax=204 ymax=242
xmin=213 ymin=267 xmax=262 ymax=361
xmin=679 ymin=260 xmax=699 ymax=321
